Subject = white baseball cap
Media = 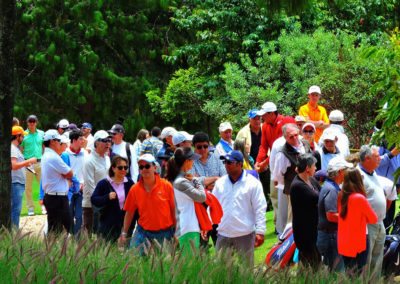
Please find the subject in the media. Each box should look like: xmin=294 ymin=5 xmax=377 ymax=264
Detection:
xmin=172 ymin=131 xmax=193 ymax=146
xmin=322 ymin=130 xmax=337 ymax=141
xmin=329 ymin=110 xmax=344 ymax=122
xmin=219 ymin=122 xmax=233 ymax=132
xmin=327 ymin=156 xmax=353 ymax=173
xmin=160 ymin=127 xmax=177 ymax=139
xmin=58 ymin=119 xmax=69 ymax=129
xmin=138 ymin=154 xmax=156 ymax=164
xmin=308 ymin=85 xmax=321 ymax=95
xmin=257 ymin=102 xmax=277 ymax=116
xmin=93 ymin=130 xmax=110 ymax=141
xmin=43 ymin=129 xmax=62 ymax=141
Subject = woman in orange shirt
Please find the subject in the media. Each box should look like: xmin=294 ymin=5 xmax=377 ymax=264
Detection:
xmin=338 ymin=168 xmax=378 ymax=274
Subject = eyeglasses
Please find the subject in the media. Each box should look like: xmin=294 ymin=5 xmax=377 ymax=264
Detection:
xmin=116 ymin=166 xmax=128 ymax=170
xmin=99 ymin=138 xmax=111 ymax=143
xmin=303 ymin=130 xmax=314 ymax=134
xmin=139 ymin=164 xmax=152 ymax=170
xmin=53 ymin=139 xmax=61 ymax=143
xmin=223 ymin=160 xmax=237 ymax=165
xmin=196 ymin=145 xmax=209 ymax=150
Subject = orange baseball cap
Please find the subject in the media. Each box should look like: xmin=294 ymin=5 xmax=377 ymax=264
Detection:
xmin=12 ymin=126 xmax=27 ymax=136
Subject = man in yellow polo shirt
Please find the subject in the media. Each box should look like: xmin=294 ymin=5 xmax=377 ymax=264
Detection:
xmin=299 ymin=85 xmax=329 ymax=143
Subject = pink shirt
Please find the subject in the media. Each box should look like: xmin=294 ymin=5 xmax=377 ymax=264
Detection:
xmin=107 ymin=176 xmax=127 ymax=209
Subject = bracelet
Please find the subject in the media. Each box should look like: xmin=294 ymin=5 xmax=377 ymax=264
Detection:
xmin=121 ymin=232 xmax=127 ymax=236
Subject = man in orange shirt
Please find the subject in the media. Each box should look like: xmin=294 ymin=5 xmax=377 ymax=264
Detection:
xmin=119 ymin=154 xmax=176 ymax=254
xmin=299 ymin=86 xmax=329 ymax=143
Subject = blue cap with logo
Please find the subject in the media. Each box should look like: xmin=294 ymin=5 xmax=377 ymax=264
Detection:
xmin=248 ymin=109 xmax=259 ymax=119
xmin=220 ymin=150 xmax=244 ymax=163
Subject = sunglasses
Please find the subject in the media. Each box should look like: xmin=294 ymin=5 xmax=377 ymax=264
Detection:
xmin=223 ymin=160 xmax=237 ymax=165
xmin=53 ymin=138 xmax=61 ymax=143
xmin=303 ymin=130 xmax=315 ymax=134
xmin=196 ymin=145 xmax=209 ymax=150
xmin=139 ymin=164 xmax=152 ymax=170
xmin=28 ymin=120 xmax=36 ymax=123
xmin=99 ymin=138 xmax=111 ymax=143
xmin=116 ymin=166 xmax=128 ymax=170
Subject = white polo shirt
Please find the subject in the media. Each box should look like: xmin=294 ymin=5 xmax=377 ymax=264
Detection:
xmin=41 ymin=147 xmax=71 ymax=194
xmin=213 ymin=171 xmax=267 ymax=238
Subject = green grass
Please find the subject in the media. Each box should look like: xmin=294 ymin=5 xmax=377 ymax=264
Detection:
xmin=21 ymin=178 xmax=42 ymax=216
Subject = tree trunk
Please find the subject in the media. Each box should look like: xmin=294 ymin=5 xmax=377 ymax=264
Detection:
xmin=0 ymin=0 xmax=16 ymax=228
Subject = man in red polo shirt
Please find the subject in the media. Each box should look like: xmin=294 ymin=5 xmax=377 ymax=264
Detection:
xmin=119 ymin=154 xmax=176 ymax=254
xmin=299 ymin=85 xmax=329 ymax=143
xmin=255 ymin=102 xmax=295 ymax=231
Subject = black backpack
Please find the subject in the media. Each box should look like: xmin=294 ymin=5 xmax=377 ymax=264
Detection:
xmin=110 ymin=142 xmax=132 ymax=179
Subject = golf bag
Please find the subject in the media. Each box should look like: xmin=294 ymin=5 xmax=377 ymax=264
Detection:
xmin=265 ymin=224 xmax=296 ymax=269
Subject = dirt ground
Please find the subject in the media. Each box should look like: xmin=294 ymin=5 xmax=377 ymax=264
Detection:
xmin=20 ymin=215 xmax=47 ymax=237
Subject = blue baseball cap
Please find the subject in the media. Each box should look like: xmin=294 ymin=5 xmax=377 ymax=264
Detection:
xmin=248 ymin=109 xmax=259 ymax=119
xmin=220 ymin=150 xmax=244 ymax=163
xmin=82 ymin=122 xmax=92 ymax=129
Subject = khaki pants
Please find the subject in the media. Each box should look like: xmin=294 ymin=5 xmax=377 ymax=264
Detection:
xmin=270 ymin=180 xmax=278 ymax=225
xmin=25 ymin=162 xmax=41 ymax=210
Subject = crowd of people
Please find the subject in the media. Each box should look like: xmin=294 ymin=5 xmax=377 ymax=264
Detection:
xmin=9 ymin=85 xmax=400 ymax=275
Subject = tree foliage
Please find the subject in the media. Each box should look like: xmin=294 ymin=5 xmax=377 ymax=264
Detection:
xmin=14 ymin=0 xmax=177 ymax=139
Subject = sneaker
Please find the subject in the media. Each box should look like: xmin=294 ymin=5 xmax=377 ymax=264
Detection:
xmin=28 ymin=209 xmax=35 ymax=216
xmin=41 ymin=205 xmax=47 ymax=215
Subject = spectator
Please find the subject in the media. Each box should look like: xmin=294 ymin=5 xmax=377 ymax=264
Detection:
xmin=317 ymin=156 xmax=353 ymax=271
xmin=42 ymin=130 xmax=73 ymax=234
xmin=290 ymin=153 xmax=321 ymax=268
xmin=91 ymin=156 xmax=134 ymax=242
xmin=272 ymin=123 xmax=312 ymax=234
xmin=82 ymin=130 xmax=111 ymax=235
xmin=132 ymin=129 xmax=149 ymax=165
xmin=120 ymin=154 xmax=176 ymax=255
xmin=20 ymin=114 xmax=44 ymax=216
xmin=11 ymin=126 xmax=37 ymax=228
xmin=357 ymin=145 xmax=386 ymax=277
xmin=81 ymin=122 xmax=94 ymax=153
xmin=236 ymin=109 xmax=262 ymax=163
xmin=62 ymin=129 xmax=87 ymax=236
xmin=299 ymin=85 xmax=329 ymax=143
xmin=140 ymin=126 xmax=163 ymax=157
xmin=166 ymin=147 xmax=206 ymax=254
xmin=214 ymin=150 xmax=267 ymax=266
xmin=156 ymin=126 xmax=177 ymax=177
xmin=318 ymin=130 xmax=342 ymax=171
xmin=338 ymin=168 xmax=378 ymax=275
xmin=320 ymin=110 xmax=350 ymax=157
xmin=215 ymin=122 xmax=234 ymax=156
xmin=109 ymin=124 xmax=137 ymax=181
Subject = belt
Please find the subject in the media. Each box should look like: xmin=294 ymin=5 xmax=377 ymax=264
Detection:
xmin=45 ymin=192 xmax=68 ymax=196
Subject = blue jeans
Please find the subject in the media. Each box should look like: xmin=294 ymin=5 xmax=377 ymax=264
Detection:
xmin=69 ymin=193 xmax=83 ymax=236
xmin=131 ymin=225 xmax=174 ymax=256
xmin=316 ymin=230 xmax=344 ymax=271
xmin=11 ymin=183 xmax=25 ymax=228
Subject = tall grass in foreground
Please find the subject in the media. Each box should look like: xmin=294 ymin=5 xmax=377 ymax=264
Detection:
xmin=0 ymin=228 xmax=391 ymax=283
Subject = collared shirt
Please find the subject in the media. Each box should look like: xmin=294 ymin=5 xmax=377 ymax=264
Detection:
xmin=11 ymin=143 xmax=26 ymax=184
xmin=124 ymin=175 xmax=175 ymax=231
xmin=299 ymin=102 xmax=329 ymax=143
xmin=83 ymin=150 xmax=110 ymax=208
xmin=318 ymin=179 xmax=340 ymax=232
xmin=236 ymin=123 xmax=262 ymax=161
xmin=192 ymin=151 xmax=227 ymax=178
xmin=41 ymin=148 xmax=71 ymax=194
xmin=21 ymin=129 xmax=44 ymax=159
xmin=213 ymin=171 xmax=267 ymax=238
xmin=357 ymin=165 xmax=386 ymax=222
xmin=107 ymin=176 xmax=128 ymax=210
